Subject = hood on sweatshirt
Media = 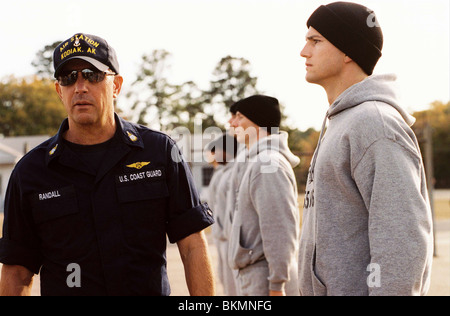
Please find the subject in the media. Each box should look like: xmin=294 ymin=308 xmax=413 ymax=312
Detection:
xmin=310 ymin=74 xmax=415 ymax=175
xmin=247 ymin=131 xmax=300 ymax=169
xmin=329 ymin=74 xmax=415 ymax=125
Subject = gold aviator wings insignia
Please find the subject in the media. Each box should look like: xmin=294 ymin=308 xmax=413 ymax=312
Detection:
xmin=126 ymin=162 xmax=151 ymax=170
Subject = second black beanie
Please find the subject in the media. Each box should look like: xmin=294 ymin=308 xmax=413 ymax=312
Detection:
xmin=233 ymin=95 xmax=281 ymax=129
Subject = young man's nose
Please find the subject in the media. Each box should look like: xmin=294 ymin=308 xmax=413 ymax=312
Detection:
xmin=300 ymin=44 xmax=310 ymax=58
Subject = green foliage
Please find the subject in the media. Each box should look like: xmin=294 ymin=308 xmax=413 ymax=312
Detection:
xmin=413 ymin=101 xmax=450 ymax=188
xmin=127 ymin=52 xmax=260 ymax=132
xmin=0 ymin=76 xmax=66 ymax=136
xmin=126 ymin=50 xmax=178 ymax=130
xmin=285 ymin=127 xmax=320 ymax=191
xmin=204 ymin=55 xmax=259 ymax=126
xmin=31 ymin=41 xmax=61 ymax=79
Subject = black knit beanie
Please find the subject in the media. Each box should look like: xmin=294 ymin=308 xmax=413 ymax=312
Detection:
xmin=307 ymin=1 xmax=383 ymax=75
xmin=230 ymin=102 xmax=238 ymax=115
xmin=233 ymin=95 xmax=281 ymax=129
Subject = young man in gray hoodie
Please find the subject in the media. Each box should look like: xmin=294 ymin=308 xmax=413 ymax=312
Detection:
xmin=205 ymin=133 xmax=239 ymax=296
xmin=228 ymin=95 xmax=301 ymax=296
xmin=298 ymin=2 xmax=434 ymax=296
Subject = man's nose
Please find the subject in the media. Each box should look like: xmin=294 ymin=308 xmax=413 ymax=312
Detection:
xmin=229 ymin=117 xmax=238 ymax=128
xmin=74 ymin=72 xmax=88 ymax=93
xmin=300 ymin=44 xmax=309 ymax=58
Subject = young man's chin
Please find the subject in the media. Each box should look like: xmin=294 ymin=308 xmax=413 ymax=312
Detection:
xmin=305 ymin=73 xmax=319 ymax=84
xmin=235 ymin=127 xmax=259 ymax=146
xmin=235 ymin=132 xmax=246 ymax=145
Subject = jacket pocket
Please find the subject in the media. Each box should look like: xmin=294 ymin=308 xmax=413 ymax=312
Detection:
xmin=116 ymin=179 xmax=169 ymax=203
xmin=30 ymin=186 xmax=80 ymax=255
xmin=232 ymin=226 xmax=265 ymax=269
xmin=31 ymin=185 xmax=78 ymax=224
xmin=116 ymin=179 xmax=170 ymax=245
xmin=311 ymin=246 xmax=327 ymax=296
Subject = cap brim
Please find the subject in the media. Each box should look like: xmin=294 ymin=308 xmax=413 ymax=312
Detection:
xmin=54 ymin=56 xmax=110 ymax=78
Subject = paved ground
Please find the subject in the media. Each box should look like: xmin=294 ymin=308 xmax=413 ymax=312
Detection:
xmin=0 ymin=219 xmax=448 ymax=296
xmin=169 ymin=220 xmax=450 ymax=296
xmin=426 ymin=220 xmax=450 ymax=296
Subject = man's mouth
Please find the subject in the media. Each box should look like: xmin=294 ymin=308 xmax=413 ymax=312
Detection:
xmin=73 ymin=101 xmax=93 ymax=107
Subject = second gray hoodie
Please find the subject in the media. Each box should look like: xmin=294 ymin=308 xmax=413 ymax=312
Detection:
xmin=228 ymin=131 xmax=301 ymax=294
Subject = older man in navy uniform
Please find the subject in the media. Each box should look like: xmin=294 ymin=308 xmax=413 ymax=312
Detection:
xmin=0 ymin=33 xmax=215 ymax=296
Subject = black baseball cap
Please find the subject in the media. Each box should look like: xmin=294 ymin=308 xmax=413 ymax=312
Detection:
xmin=53 ymin=33 xmax=120 ymax=78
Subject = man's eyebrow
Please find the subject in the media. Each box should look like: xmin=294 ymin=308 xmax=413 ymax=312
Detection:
xmin=306 ymin=35 xmax=323 ymax=40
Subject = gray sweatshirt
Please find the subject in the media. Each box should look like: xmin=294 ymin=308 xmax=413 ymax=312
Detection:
xmin=207 ymin=165 xmax=226 ymax=240
xmin=228 ymin=131 xmax=301 ymax=293
xmin=298 ymin=74 xmax=434 ymax=296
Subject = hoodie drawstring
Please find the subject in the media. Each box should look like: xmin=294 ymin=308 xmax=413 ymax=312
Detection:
xmin=309 ymin=111 xmax=329 ymax=180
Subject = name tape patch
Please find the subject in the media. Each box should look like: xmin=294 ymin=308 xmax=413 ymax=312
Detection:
xmin=31 ymin=186 xmax=76 ymax=204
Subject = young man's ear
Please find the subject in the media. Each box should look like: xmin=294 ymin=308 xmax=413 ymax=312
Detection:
xmin=344 ymin=55 xmax=353 ymax=64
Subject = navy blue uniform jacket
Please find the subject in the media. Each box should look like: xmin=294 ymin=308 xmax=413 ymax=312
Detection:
xmin=0 ymin=114 xmax=214 ymax=296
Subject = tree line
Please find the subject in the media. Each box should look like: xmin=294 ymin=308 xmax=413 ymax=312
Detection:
xmin=0 ymin=42 xmax=448 ymax=189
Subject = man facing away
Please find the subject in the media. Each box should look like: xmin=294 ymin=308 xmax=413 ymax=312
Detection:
xmin=298 ymin=2 xmax=434 ymax=296
xmin=0 ymin=33 xmax=215 ymax=296
xmin=229 ymin=95 xmax=300 ymax=296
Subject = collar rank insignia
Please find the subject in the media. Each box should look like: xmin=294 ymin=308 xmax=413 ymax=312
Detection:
xmin=49 ymin=144 xmax=58 ymax=156
xmin=126 ymin=162 xmax=151 ymax=170
xmin=127 ymin=131 xmax=138 ymax=142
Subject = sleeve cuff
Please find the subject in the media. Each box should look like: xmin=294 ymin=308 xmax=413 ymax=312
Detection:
xmin=0 ymin=239 xmax=42 ymax=275
xmin=166 ymin=203 xmax=215 ymax=243
xmin=269 ymin=281 xmax=286 ymax=292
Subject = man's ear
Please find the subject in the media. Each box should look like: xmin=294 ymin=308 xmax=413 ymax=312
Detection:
xmin=344 ymin=55 xmax=353 ymax=64
xmin=113 ymin=75 xmax=124 ymax=99
xmin=55 ymin=81 xmax=63 ymax=101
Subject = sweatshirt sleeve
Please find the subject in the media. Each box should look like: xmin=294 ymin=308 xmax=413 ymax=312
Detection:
xmin=353 ymin=138 xmax=433 ymax=296
xmin=249 ymin=163 xmax=300 ymax=292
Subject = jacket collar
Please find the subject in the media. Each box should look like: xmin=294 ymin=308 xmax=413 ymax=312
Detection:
xmin=45 ymin=113 xmax=144 ymax=166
